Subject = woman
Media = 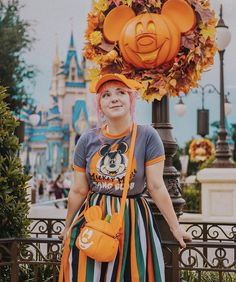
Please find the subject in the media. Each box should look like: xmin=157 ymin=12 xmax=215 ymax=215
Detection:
xmin=59 ymin=73 xmax=191 ymax=281
xmin=54 ymin=174 xmax=64 ymax=208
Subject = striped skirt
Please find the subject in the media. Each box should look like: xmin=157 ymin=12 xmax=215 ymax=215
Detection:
xmin=59 ymin=192 xmax=165 ymax=282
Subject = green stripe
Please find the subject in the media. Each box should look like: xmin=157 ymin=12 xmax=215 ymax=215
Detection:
xmin=86 ymin=257 xmax=94 ymax=281
xmin=134 ymin=201 xmax=145 ymax=281
xmin=70 ymin=217 xmax=84 ymax=247
xmin=115 ymin=196 xmax=119 ymax=213
xmin=149 ymin=214 xmax=162 ymax=281
xmin=103 ymin=195 xmax=107 ymax=216
xmin=120 ymin=201 xmax=130 ymax=281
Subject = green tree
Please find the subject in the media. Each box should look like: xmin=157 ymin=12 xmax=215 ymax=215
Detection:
xmin=0 ymin=0 xmax=35 ymax=114
xmin=0 ymin=87 xmax=30 ymax=238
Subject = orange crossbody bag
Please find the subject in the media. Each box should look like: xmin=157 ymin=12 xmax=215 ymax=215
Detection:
xmin=75 ymin=123 xmax=137 ymax=262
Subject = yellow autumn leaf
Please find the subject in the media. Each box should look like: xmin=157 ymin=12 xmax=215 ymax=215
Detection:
xmin=87 ymin=68 xmax=101 ymax=81
xmin=200 ymin=24 xmax=216 ymax=40
xmin=89 ymin=31 xmax=103 ymax=46
xmin=122 ymin=0 xmax=132 ymax=6
xmin=169 ymin=79 xmax=177 ymax=87
xmin=93 ymin=0 xmax=109 ymax=12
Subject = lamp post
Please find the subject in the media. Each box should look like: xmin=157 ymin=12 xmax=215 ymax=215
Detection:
xmin=150 ymin=97 xmax=185 ymax=281
xmin=174 ymin=96 xmax=187 ymax=117
xmin=211 ymin=4 xmax=235 ymax=168
xmin=25 ymin=109 xmax=40 ymax=175
xmin=175 ymin=84 xmax=233 ymax=139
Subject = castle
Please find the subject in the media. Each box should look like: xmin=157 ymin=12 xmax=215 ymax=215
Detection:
xmin=21 ymin=32 xmax=92 ymax=179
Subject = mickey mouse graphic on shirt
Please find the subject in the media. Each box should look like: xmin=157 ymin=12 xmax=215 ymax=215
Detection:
xmin=89 ymin=142 xmax=137 ymax=192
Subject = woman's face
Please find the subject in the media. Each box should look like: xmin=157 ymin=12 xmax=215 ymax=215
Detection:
xmin=98 ymin=81 xmax=131 ymax=121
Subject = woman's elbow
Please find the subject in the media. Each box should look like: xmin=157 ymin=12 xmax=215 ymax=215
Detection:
xmin=70 ymin=185 xmax=89 ymax=198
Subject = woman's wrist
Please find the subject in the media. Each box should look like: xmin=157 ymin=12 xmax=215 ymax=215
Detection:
xmin=170 ymin=224 xmax=182 ymax=233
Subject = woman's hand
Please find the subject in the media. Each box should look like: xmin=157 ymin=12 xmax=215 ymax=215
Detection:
xmin=59 ymin=227 xmax=70 ymax=241
xmin=171 ymin=225 xmax=192 ymax=249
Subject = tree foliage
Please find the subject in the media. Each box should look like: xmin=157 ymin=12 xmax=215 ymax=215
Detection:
xmin=0 ymin=0 xmax=35 ymax=114
xmin=0 ymin=86 xmax=30 ymax=238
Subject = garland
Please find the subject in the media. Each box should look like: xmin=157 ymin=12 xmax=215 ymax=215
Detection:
xmin=84 ymin=0 xmax=217 ymax=101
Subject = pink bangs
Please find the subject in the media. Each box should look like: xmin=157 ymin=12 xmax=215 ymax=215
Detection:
xmin=95 ymin=89 xmax=138 ymax=128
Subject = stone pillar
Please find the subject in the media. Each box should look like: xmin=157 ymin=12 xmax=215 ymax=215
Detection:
xmin=197 ymin=168 xmax=236 ymax=221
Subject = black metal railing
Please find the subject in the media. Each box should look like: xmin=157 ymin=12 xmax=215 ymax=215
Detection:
xmin=182 ymin=221 xmax=236 ymax=242
xmin=29 ymin=218 xmax=65 ymax=238
xmin=1 ymin=218 xmax=235 ymax=282
xmin=0 ymin=238 xmax=61 ymax=282
xmin=163 ymin=241 xmax=236 ymax=282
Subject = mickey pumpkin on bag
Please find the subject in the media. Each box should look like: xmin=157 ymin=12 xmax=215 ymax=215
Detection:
xmin=103 ymin=0 xmax=196 ymax=69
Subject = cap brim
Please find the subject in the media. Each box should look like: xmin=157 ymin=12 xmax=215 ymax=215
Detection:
xmin=91 ymin=73 xmax=142 ymax=93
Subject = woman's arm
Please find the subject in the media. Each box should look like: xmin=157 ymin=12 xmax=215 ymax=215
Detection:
xmin=60 ymin=170 xmax=89 ymax=240
xmin=146 ymin=160 xmax=192 ymax=248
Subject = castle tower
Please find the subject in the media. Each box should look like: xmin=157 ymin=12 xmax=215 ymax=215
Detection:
xmin=56 ymin=32 xmax=87 ymax=127
xmin=49 ymin=40 xmax=60 ymax=98
xmin=22 ymin=31 xmax=90 ymax=178
xmin=49 ymin=31 xmax=90 ymax=166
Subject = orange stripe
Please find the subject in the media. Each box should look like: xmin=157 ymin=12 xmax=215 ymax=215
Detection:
xmin=111 ymin=196 xmax=115 ymax=214
xmin=73 ymin=164 xmax=86 ymax=172
xmin=59 ymin=239 xmax=70 ymax=282
xmin=116 ymin=199 xmax=125 ymax=282
xmin=130 ymin=200 xmax=139 ymax=281
xmin=145 ymin=155 xmax=165 ymax=166
xmin=59 ymin=197 xmax=90 ymax=281
xmin=100 ymin=195 xmax=105 ymax=218
xmin=102 ymin=124 xmax=132 ymax=139
xmin=78 ymin=251 xmax=87 ymax=281
xmin=142 ymin=198 xmax=155 ymax=282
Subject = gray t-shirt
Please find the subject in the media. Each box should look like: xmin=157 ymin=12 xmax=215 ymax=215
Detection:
xmin=73 ymin=124 xmax=165 ymax=196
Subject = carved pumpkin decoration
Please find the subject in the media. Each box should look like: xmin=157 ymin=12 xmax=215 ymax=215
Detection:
xmin=103 ymin=0 xmax=196 ymax=69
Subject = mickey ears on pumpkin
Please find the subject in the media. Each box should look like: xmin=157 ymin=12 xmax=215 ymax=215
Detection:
xmin=103 ymin=0 xmax=196 ymax=43
xmin=103 ymin=5 xmax=135 ymax=43
xmin=162 ymin=0 xmax=196 ymax=33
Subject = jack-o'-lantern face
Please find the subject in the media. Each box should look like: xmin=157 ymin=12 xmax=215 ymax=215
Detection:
xmin=119 ymin=13 xmax=180 ymax=69
xmin=103 ymin=0 xmax=196 ymax=69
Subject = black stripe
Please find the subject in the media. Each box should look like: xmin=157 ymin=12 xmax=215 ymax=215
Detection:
xmin=137 ymin=198 xmax=149 ymax=281
xmin=100 ymin=262 xmax=108 ymax=282
xmin=72 ymin=241 xmax=79 ymax=282
xmin=111 ymin=253 xmax=120 ymax=282
xmin=123 ymin=204 xmax=132 ymax=282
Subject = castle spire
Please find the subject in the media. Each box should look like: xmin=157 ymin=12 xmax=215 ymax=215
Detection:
xmin=53 ymin=34 xmax=60 ymax=74
xmin=69 ymin=31 xmax=75 ymax=50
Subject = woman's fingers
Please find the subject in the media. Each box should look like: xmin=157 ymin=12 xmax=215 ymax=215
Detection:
xmin=59 ymin=228 xmax=69 ymax=241
xmin=172 ymin=226 xmax=192 ymax=249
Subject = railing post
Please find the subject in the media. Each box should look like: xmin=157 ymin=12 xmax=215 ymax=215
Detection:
xmin=203 ymin=223 xmax=208 ymax=264
xmin=172 ymin=244 xmax=180 ymax=282
xmin=10 ymin=240 xmax=19 ymax=282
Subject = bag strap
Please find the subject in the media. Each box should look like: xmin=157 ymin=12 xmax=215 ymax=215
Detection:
xmin=117 ymin=123 xmax=137 ymax=230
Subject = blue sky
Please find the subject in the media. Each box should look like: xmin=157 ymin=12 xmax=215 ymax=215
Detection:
xmin=21 ymin=0 xmax=236 ymax=147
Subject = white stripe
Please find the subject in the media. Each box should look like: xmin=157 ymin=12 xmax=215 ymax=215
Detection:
xmin=106 ymin=259 xmax=115 ymax=282
xmin=93 ymin=261 xmax=102 ymax=282
xmin=69 ymin=249 xmax=73 ymax=282
xmin=147 ymin=206 xmax=165 ymax=281
xmin=93 ymin=193 xmax=100 ymax=205
xmin=137 ymin=204 xmax=147 ymax=281
xmin=116 ymin=197 xmax=120 ymax=213
xmin=107 ymin=196 xmax=112 ymax=215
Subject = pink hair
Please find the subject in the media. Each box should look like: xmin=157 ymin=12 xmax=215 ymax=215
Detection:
xmin=95 ymin=87 xmax=137 ymax=129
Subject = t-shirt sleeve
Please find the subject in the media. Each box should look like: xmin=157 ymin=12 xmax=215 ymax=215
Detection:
xmin=73 ymin=133 xmax=87 ymax=173
xmin=145 ymin=126 xmax=165 ymax=166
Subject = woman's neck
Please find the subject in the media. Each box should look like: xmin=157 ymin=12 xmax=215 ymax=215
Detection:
xmin=106 ymin=117 xmax=133 ymax=135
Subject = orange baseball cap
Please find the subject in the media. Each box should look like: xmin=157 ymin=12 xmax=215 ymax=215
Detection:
xmin=90 ymin=73 xmax=143 ymax=93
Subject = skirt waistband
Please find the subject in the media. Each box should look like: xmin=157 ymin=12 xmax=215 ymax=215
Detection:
xmin=91 ymin=191 xmax=144 ymax=199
